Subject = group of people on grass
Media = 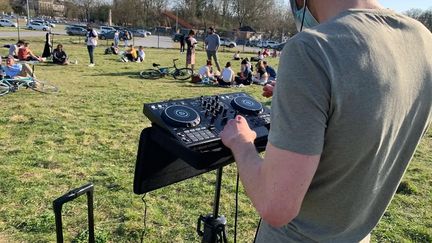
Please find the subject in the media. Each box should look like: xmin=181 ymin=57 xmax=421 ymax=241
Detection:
xmin=1 ymin=39 xmax=72 ymax=80
xmin=195 ymin=58 xmax=276 ymax=87
xmin=4 ymin=39 xmax=70 ymax=66
xmin=184 ymin=26 xmax=277 ymax=87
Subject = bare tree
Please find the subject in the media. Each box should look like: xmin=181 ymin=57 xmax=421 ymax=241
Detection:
xmin=0 ymin=0 xmax=13 ymax=13
xmin=405 ymin=8 xmax=432 ymax=32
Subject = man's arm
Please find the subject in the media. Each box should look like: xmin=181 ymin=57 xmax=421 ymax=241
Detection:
xmin=220 ymin=116 xmax=320 ymax=227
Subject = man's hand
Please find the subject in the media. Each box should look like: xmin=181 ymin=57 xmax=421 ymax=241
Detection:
xmin=262 ymin=81 xmax=276 ymax=98
xmin=220 ymin=115 xmax=257 ymax=151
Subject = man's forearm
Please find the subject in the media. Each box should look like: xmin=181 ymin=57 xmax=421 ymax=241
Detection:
xmin=231 ymin=142 xmax=267 ymax=214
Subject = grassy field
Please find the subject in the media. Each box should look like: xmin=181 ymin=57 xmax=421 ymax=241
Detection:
xmin=0 ymin=36 xmax=431 ymax=242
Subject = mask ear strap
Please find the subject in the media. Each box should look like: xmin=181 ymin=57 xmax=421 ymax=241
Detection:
xmin=300 ymin=0 xmax=308 ymax=31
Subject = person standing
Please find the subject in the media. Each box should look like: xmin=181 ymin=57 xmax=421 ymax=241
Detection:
xmin=185 ymin=30 xmax=197 ymax=72
xmin=204 ymin=27 xmax=221 ymax=72
xmin=42 ymin=31 xmax=52 ymax=58
xmin=86 ymin=24 xmax=98 ymax=67
xmin=220 ymin=0 xmax=432 ymax=242
xmin=179 ymin=33 xmax=186 ymax=53
xmin=113 ymin=30 xmax=120 ymax=47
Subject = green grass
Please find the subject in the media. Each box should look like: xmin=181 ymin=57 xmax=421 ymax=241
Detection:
xmin=0 ymin=36 xmax=431 ymax=242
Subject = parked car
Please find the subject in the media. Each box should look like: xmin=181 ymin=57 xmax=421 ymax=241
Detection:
xmin=0 ymin=19 xmax=17 ymax=27
xmin=133 ymin=29 xmax=152 ymax=37
xmin=273 ymin=42 xmax=287 ymax=51
xmin=27 ymin=22 xmax=50 ymax=31
xmin=245 ymin=40 xmax=260 ymax=47
xmin=99 ymin=26 xmax=116 ymax=34
xmin=220 ymin=38 xmax=236 ymax=48
xmin=172 ymin=33 xmax=184 ymax=42
xmin=99 ymin=30 xmax=133 ymax=40
xmin=257 ymin=40 xmax=280 ymax=49
xmin=66 ymin=26 xmax=87 ymax=36
xmin=31 ymin=20 xmax=55 ymax=28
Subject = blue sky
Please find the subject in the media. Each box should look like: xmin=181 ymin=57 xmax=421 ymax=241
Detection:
xmin=283 ymin=1 xmax=431 ymax=13
xmin=380 ymin=0 xmax=431 ymax=12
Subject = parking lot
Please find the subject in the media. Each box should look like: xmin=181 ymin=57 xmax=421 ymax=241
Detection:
xmin=1 ymin=27 xmax=266 ymax=53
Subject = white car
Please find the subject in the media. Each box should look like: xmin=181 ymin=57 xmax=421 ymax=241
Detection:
xmin=257 ymin=40 xmax=280 ymax=49
xmin=134 ymin=29 xmax=152 ymax=37
xmin=27 ymin=22 xmax=51 ymax=31
xmin=220 ymin=38 xmax=237 ymax=48
xmin=99 ymin=26 xmax=116 ymax=34
xmin=0 ymin=19 xmax=17 ymax=27
xmin=31 ymin=20 xmax=55 ymax=28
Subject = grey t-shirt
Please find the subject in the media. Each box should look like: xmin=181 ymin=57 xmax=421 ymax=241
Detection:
xmin=261 ymin=9 xmax=432 ymax=242
xmin=205 ymin=33 xmax=220 ymax=51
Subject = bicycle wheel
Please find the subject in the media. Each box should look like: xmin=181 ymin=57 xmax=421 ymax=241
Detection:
xmin=29 ymin=79 xmax=59 ymax=94
xmin=140 ymin=69 xmax=161 ymax=79
xmin=0 ymin=83 xmax=10 ymax=96
xmin=173 ymin=68 xmax=193 ymax=80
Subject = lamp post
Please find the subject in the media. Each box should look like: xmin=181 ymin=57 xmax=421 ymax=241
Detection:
xmin=175 ymin=9 xmax=178 ymax=32
xmin=26 ymin=0 xmax=30 ymax=23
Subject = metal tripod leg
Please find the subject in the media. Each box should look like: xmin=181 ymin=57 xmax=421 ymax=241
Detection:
xmin=196 ymin=167 xmax=228 ymax=243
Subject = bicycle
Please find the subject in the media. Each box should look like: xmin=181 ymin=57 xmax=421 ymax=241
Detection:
xmin=139 ymin=59 xmax=193 ymax=80
xmin=0 ymin=76 xmax=58 ymax=96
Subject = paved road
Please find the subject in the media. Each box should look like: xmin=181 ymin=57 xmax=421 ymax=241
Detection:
xmin=0 ymin=29 xmax=262 ymax=52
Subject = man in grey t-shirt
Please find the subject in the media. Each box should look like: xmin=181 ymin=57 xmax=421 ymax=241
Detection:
xmin=204 ymin=27 xmax=221 ymax=72
xmin=220 ymin=0 xmax=432 ymax=242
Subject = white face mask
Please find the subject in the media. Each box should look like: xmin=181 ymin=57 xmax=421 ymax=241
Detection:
xmin=290 ymin=0 xmax=319 ymax=32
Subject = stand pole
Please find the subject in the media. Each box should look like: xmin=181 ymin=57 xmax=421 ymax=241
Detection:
xmin=212 ymin=167 xmax=223 ymax=217
xmin=197 ymin=167 xmax=228 ymax=243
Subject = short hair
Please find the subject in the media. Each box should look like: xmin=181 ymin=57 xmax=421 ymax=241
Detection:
xmin=206 ymin=60 xmax=212 ymax=66
xmin=17 ymin=40 xmax=24 ymax=45
xmin=209 ymin=27 xmax=215 ymax=32
xmin=263 ymin=61 xmax=268 ymax=65
xmin=57 ymin=44 xmax=63 ymax=48
xmin=241 ymin=59 xmax=248 ymax=65
xmin=189 ymin=29 xmax=195 ymax=35
xmin=225 ymin=62 xmax=231 ymax=68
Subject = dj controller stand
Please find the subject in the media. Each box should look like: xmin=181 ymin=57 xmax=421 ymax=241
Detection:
xmin=134 ymin=92 xmax=271 ymax=242
xmin=196 ymin=167 xmax=228 ymax=243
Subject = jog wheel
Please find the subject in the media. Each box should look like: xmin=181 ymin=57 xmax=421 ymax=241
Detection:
xmin=161 ymin=105 xmax=201 ymax=128
xmin=231 ymin=96 xmax=263 ymax=115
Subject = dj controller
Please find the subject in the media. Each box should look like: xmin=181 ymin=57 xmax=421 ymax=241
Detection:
xmin=143 ymin=92 xmax=271 ymax=152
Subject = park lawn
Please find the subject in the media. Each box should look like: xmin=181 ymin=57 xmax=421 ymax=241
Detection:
xmin=0 ymin=36 xmax=431 ymax=242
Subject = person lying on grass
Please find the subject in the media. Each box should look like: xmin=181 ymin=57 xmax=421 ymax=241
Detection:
xmin=1 ymin=55 xmax=35 ymax=79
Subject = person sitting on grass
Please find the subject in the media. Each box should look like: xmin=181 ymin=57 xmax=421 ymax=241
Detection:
xmin=1 ymin=55 xmax=35 ymax=78
xmin=137 ymin=46 xmax=145 ymax=62
xmin=234 ymin=59 xmax=252 ymax=86
xmin=263 ymin=60 xmax=276 ymax=81
xmin=18 ymin=42 xmax=43 ymax=62
xmin=262 ymin=48 xmax=270 ymax=57
xmin=52 ymin=44 xmax=69 ymax=65
xmin=218 ymin=62 xmax=235 ymax=86
xmin=5 ymin=40 xmax=24 ymax=59
xmin=105 ymin=43 xmax=119 ymax=55
xmin=251 ymin=51 xmax=264 ymax=62
xmin=122 ymin=45 xmax=137 ymax=62
xmin=198 ymin=60 xmax=217 ymax=83
xmin=252 ymin=60 xmax=269 ymax=85
xmin=233 ymin=51 xmax=241 ymax=60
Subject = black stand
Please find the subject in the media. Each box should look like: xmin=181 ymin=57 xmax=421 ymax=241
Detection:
xmin=196 ymin=167 xmax=228 ymax=243
xmin=53 ymin=183 xmax=95 ymax=243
